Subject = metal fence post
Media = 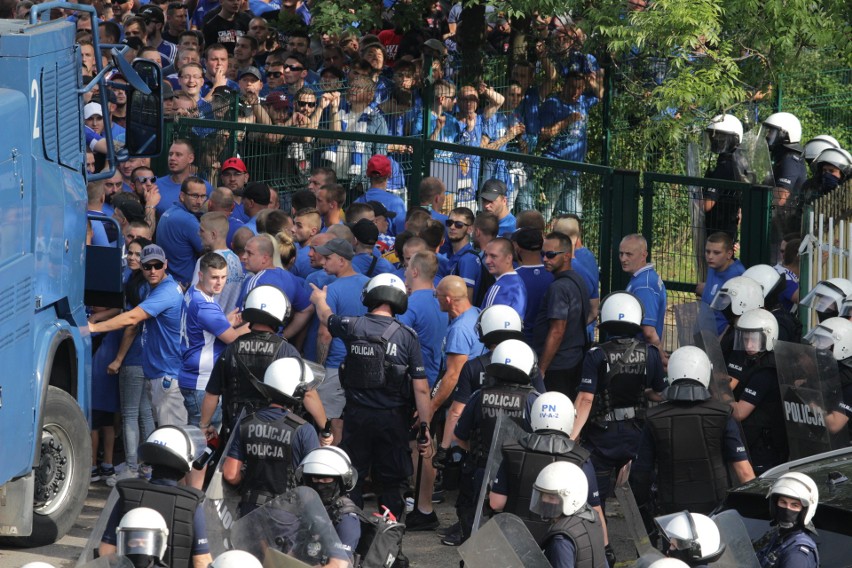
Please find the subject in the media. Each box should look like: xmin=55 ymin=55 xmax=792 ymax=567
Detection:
xmin=604 ymin=169 xmax=641 ymax=295
xmin=740 ymin=184 xmax=773 ymax=267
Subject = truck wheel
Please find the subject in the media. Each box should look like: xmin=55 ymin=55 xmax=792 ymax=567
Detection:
xmin=2 ymin=386 xmax=91 ymax=547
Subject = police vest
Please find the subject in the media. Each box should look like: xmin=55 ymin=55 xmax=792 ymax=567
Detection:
xmin=339 ymin=321 xmax=408 ymax=394
xmin=224 ymin=331 xmax=285 ymax=430
xmin=502 ymin=433 xmax=591 ymax=544
xmin=734 ymin=354 xmax=787 ymax=467
xmin=757 ymin=529 xmax=819 ymax=568
xmin=471 ymin=384 xmax=534 ymax=466
xmin=645 ymin=399 xmax=732 ymax=514
xmin=116 ymin=479 xmax=204 ymax=568
xmin=544 ymin=506 xmax=608 ymax=568
xmin=592 ymin=339 xmax=649 ymax=420
xmin=239 ymin=410 xmax=305 ymax=499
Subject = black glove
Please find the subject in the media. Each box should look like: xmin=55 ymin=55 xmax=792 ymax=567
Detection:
xmin=605 ymin=544 xmax=616 ymax=567
xmin=432 ymin=445 xmax=449 ymax=470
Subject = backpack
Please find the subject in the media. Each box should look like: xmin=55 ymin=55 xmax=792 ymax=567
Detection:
xmin=341 ymin=502 xmax=406 ymax=568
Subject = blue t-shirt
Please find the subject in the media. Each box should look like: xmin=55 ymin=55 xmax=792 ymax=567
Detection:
xmin=156 ymin=203 xmax=203 ymax=288
xmin=325 ymin=274 xmax=370 ymax=369
xmin=540 ymin=94 xmax=598 ymax=163
xmin=355 ymin=188 xmax=407 ymax=236
xmin=572 ymin=248 xmax=600 ymax=300
xmin=627 ymin=264 xmax=668 ymax=341
xmin=226 ymin=215 xmax=245 ymax=249
xmin=516 ymin=265 xmax=554 ymax=342
xmin=352 ymin=252 xmax=396 ymax=277
xmin=701 ymin=259 xmax=745 ymax=334
xmin=179 ymin=286 xmax=232 ymax=391
xmin=398 ymin=289 xmax=449 ymax=387
xmin=497 ymin=213 xmax=517 ymax=236
xmin=443 ymin=306 xmax=484 ymax=373
xmin=544 ymin=535 xmax=577 ymax=568
xmin=236 ymin=268 xmax=311 ymax=313
xmin=138 ymin=275 xmax=184 ymax=378
xmin=291 ymin=244 xmax=317 ymax=279
xmin=481 ymin=271 xmax=527 ymax=317
xmin=449 ymin=244 xmax=483 ymax=297
xmin=303 ymin=271 xmax=337 ymax=363
xmin=154 ymin=176 xmax=213 ymax=217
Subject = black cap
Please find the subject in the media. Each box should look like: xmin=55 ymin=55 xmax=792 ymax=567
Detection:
xmin=479 ymin=178 xmax=508 ymax=201
xmin=139 ymin=4 xmax=165 ymax=23
xmin=243 ymin=181 xmax=271 ymax=205
xmin=116 ymin=200 xmax=146 ymax=224
xmin=512 ymin=227 xmax=543 ymax=251
xmin=367 ymin=200 xmax=397 ymax=219
xmin=351 ymin=218 xmax=379 ymax=245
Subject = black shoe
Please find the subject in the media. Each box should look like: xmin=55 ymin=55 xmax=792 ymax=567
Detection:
xmin=438 ymin=521 xmax=460 ymax=537
xmin=406 ymin=509 xmax=439 ymax=531
xmin=431 ymin=488 xmax=445 ymax=503
xmin=440 ymin=530 xmax=465 ymax=546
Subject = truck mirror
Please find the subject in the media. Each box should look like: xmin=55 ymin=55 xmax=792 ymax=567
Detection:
xmin=124 ymin=59 xmax=163 ymax=157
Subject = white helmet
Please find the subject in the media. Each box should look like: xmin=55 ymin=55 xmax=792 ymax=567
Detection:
xmin=116 ymin=507 xmax=169 ymax=560
xmin=138 ymin=425 xmax=206 ymax=473
xmin=243 ymin=285 xmax=292 ymax=328
xmin=486 ymin=339 xmax=537 ymax=384
xmin=362 ymin=273 xmax=408 ymax=314
xmin=666 ymin=346 xmax=712 ymax=389
xmin=804 ymin=317 xmax=852 ymax=362
xmin=21 ymin=564 xmax=58 ymax=568
xmin=530 ymin=461 xmax=588 ymax=518
xmin=813 ymin=147 xmax=852 ymax=180
xmin=654 ymin=511 xmax=725 ymax=565
xmin=763 ymin=112 xmax=802 ymax=146
xmin=803 ymin=135 xmax=840 ymax=164
xmin=599 ymin=291 xmax=644 ymax=335
xmin=476 ymin=304 xmax=524 ymax=345
xmin=705 ymin=114 xmax=743 ymax=154
xmin=647 ymin=560 xmax=690 ymax=568
xmin=210 ymin=550 xmax=263 ymax=568
xmin=734 ymin=308 xmax=779 ymax=354
xmin=530 ymin=391 xmax=576 ymax=436
xmin=709 ymin=276 xmax=764 ymax=317
xmin=742 ymin=264 xmax=783 ymax=300
xmin=768 ymin=472 xmax=819 ymax=526
xmin=296 ymin=446 xmax=358 ymax=492
xmin=801 ymin=278 xmax=852 ymax=322
xmin=255 ymin=357 xmax=314 ymax=407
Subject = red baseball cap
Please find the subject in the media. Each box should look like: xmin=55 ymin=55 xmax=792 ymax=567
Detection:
xmin=221 ymin=157 xmax=247 ymax=173
xmin=367 ymin=154 xmax=392 ymax=178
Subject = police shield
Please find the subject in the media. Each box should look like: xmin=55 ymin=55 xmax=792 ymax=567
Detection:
xmin=711 ymin=509 xmax=761 ymax=568
xmin=203 ymin=409 xmax=246 ymax=558
xmin=672 ymin=302 xmax=718 ymax=349
xmin=774 ymin=340 xmax=849 ymax=459
xmin=228 ymin=486 xmax=352 ymax=567
xmin=472 ymin=412 xmax=527 ymax=534
xmin=613 ymin=462 xmax=657 ymax=559
xmin=694 ymin=329 xmax=736 ymax=402
xmin=458 ymin=513 xmax=551 ymax=568
xmin=76 ymin=487 xmax=120 ymax=566
xmin=740 ymin=127 xmax=774 ymax=188
xmin=76 ymin=555 xmax=136 ymax=568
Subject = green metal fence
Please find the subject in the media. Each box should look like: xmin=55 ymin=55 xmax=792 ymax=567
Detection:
xmin=778 ymin=68 xmax=852 ymax=147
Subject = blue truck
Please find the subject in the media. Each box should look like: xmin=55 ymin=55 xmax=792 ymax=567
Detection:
xmin=0 ymin=3 xmax=162 ymax=546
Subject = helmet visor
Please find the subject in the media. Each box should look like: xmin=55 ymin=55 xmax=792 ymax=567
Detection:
xmin=765 ymin=126 xmax=785 ymax=148
xmin=734 ymin=328 xmax=768 ymax=355
xmin=530 ymin=488 xmax=564 ymax=520
xmin=654 ymin=511 xmax=698 ymax=552
xmin=117 ymin=528 xmax=166 ymax=558
xmin=840 ymin=299 xmax=852 ymax=318
xmin=801 ymin=284 xmax=844 ymax=312
xmin=804 ymin=326 xmax=835 ymax=352
xmin=704 ymin=130 xmax=738 ymax=154
xmin=709 ymin=292 xmax=732 ymax=312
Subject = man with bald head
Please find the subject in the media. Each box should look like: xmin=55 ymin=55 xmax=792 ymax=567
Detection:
xmin=481 ymin=237 xmax=526 ymax=316
xmin=554 ymin=214 xmax=600 ymax=333
xmin=620 ymin=233 xmax=666 ymax=350
xmin=208 ymin=186 xmax=244 ymax=248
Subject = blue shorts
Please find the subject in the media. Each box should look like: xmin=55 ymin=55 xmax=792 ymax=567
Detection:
xmin=181 ymin=387 xmax=221 ymax=427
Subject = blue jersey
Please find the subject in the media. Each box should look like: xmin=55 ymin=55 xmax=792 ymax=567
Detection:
xmin=237 ymin=268 xmax=311 ymax=313
xmin=291 ymin=244 xmax=316 ymax=279
xmin=573 ymin=248 xmax=600 ymax=300
xmin=701 ymin=259 xmax=745 ymax=334
xmin=449 ymin=244 xmax=483 ymax=297
xmin=355 ymin=188 xmax=407 ymax=235
xmin=138 ymin=275 xmax=184 ymax=378
xmin=352 ymin=252 xmax=396 ymax=277
xmin=482 ymin=271 xmax=527 ymax=317
xmin=157 ymin=203 xmax=204 ymax=288
xmin=398 ymin=289 xmax=449 ymax=387
xmin=303 ymin=271 xmax=337 ymax=362
xmin=627 ymin=264 xmax=667 ymax=340
xmin=179 ymin=286 xmax=232 ymax=391
xmin=325 ymin=274 xmax=370 ymax=369
xmin=497 ymin=213 xmax=517 ymax=236
xmin=516 ymin=265 xmax=554 ymax=342
xmin=540 ymin=94 xmax=598 ymax=163
xmin=443 ymin=306 xmax=484 ymax=373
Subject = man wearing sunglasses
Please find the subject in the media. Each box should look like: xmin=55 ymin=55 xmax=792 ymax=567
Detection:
xmin=157 ymin=176 xmax=208 ymax=288
xmin=89 ymin=244 xmax=188 ymax=427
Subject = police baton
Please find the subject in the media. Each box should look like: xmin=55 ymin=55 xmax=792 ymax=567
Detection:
xmin=413 ymin=422 xmax=428 ymax=512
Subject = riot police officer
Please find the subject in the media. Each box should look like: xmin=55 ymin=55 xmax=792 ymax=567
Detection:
xmin=703 ymin=114 xmax=749 ymax=240
xmin=800 ymin=277 xmax=852 ymax=324
xmin=115 ymin=507 xmax=170 ymax=568
xmin=801 ymin=146 xmax=852 ymax=201
xmin=573 ymin=292 xmax=666 ymax=509
xmin=634 ymin=346 xmax=755 ymax=516
xmin=654 ymin=511 xmax=726 ymax=567
xmin=531 ymin=461 xmax=607 ymax=568
xmin=211 ymin=550 xmax=263 ymax=568
xmin=452 ymin=339 xmax=541 ymax=542
xmin=743 ymin=264 xmax=802 ymax=342
xmin=296 ymin=446 xmax=362 ymax=560
xmin=730 ymin=308 xmax=788 ymax=473
xmin=757 ymin=472 xmax=819 ymax=568
xmin=764 ymin=112 xmax=808 ymax=249
xmin=710 ymin=275 xmax=765 ymax=384
xmin=804 ymin=316 xmax=852 ymax=437
xmin=223 ymin=357 xmax=321 ymax=517
xmin=310 ymin=273 xmax=433 ymax=519
xmin=489 ymin=391 xmax=613 ymax=564
xmin=99 ymin=425 xmax=213 ymax=568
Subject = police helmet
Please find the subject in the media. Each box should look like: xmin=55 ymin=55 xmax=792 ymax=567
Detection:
xmin=647 ymin=560 xmax=690 ymax=568
xmin=768 ymin=472 xmax=819 ymax=527
xmin=742 ymin=264 xmax=784 ymax=301
xmin=804 ymin=317 xmax=852 ymax=362
xmin=801 ymin=278 xmax=852 ymax=322
xmin=361 ymin=273 xmax=408 ymax=314
xmin=763 ymin=112 xmax=802 ymax=147
xmin=705 ymin=114 xmax=743 ymax=154
xmin=666 ymin=346 xmax=712 ymax=389
xmin=211 ymin=550 xmax=264 ymax=568
xmin=530 ymin=391 xmax=576 ymax=437
xmin=813 ymin=147 xmax=852 ymax=181
xmin=254 ymin=357 xmax=313 ymax=407
xmin=21 ymin=564 xmax=58 ymax=568
xmin=116 ymin=507 xmax=169 ymax=560
xmin=137 ymin=425 xmax=207 ymax=474
xmin=654 ymin=511 xmax=725 ymax=565
xmin=530 ymin=461 xmax=588 ymax=518
xmin=476 ymin=304 xmax=524 ymax=345
xmin=486 ymin=339 xmax=537 ymax=384
xmin=734 ymin=308 xmax=779 ymax=354
xmin=803 ymin=135 xmax=840 ymax=164
xmin=243 ymin=285 xmax=292 ymax=328
xmin=598 ymin=291 xmax=644 ymax=336
xmin=296 ymin=446 xmax=358 ymax=492
xmin=709 ymin=276 xmax=764 ymax=319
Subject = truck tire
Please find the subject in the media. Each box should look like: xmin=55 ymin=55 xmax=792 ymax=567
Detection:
xmin=0 ymin=386 xmax=91 ymax=547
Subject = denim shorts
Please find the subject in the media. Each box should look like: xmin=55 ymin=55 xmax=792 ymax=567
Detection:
xmin=181 ymin=387 xmax=221 ymax=427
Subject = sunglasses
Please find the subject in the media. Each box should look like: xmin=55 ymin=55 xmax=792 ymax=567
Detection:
xmin=284 ymin=64 xmax=305 ymax=71
xmin=142 ymin=262 xmax=164 ymax=271
xmin=297 ymin=100 xmax=317 ymax=107
xmin=135 ymin=176 xmax=157 ymax=183
xmin=266 ymin=71 xmax=284 ymax=78
xmin=540 ymin=250 xmax=567 ymax=259
xmin=445 ymin=219 xmax=470 ymax=229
